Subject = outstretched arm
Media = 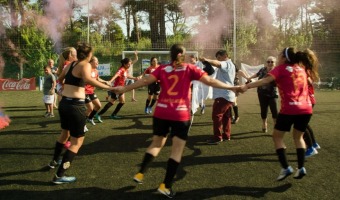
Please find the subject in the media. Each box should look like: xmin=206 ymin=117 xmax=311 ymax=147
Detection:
xmin=113 ymin=75 xmax=157 ymax=94
xmin=199 ymin=75 xmax=239 ymax=92
xmin=199 ymin=57 xmax=222 ymax=68
xmin=240 ymin=75 xmax=274 ymax=93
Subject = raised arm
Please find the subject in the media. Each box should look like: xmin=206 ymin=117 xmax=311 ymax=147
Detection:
xmin=113 ymin=75 xmax=157 ymax=94
xmin=132 ymin=51 xmax=138 ymax=65
xmin=199 ymin=57 xmax=222 ymax=68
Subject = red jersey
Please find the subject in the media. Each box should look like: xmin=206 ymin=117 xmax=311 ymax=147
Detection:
xmin=151 ymin=63 xmax=206 ymax=121
xmin=308 ymin=82 xmax=316 ymax=105
xmin=269 ymin=63 xmax=312 ymax=115
xmin=144 ymin=66 xmax=158 ymax=75
xmin=85 ymin=69 xmax=98 ymax=94
xmin=113 ymin=67 xmax=128 ymax=87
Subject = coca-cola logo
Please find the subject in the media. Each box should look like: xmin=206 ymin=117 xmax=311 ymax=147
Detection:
xmin=1 ymin=79 xmax=32 ymax=90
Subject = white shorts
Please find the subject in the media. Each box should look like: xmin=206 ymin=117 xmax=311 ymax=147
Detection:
xmin=43 ymin=95 xmax=54 ymax=104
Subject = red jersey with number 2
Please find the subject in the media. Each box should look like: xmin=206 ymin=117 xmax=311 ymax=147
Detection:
xmin=150 ymin=63 xmax=206 ymax=121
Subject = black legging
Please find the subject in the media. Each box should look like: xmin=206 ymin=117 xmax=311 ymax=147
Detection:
xmin=257 ymin=93 xmax=278 ymax=120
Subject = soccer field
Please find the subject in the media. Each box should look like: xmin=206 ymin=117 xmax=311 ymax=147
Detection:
xmin=0 ymin=89 xmax=340 ymax=199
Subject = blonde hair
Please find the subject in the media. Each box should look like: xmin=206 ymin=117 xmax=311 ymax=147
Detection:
xmin=57 ymin=47 xmax=76 ymax=76
xmin=267 ymin=56 xmax=276 ymax=62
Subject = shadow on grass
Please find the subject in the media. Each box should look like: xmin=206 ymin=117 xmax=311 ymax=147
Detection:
xmin=0 ymin=183 xmax=292 ymax=199
xmin=0 ymin=166 xmax=51 ymax=179
xmin=1 ymin=128 xmax=59 ymax=135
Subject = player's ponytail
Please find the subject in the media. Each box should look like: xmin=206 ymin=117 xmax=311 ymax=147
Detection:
xmin=170 ymin=44 xmax=185 ymax=68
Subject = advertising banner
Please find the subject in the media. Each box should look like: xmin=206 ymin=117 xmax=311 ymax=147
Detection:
xmin=0 ymin=77 xmax=36 ymax=91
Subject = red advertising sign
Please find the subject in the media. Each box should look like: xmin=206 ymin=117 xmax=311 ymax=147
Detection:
xmin=0 ymin=78 xmax=36 ymax=91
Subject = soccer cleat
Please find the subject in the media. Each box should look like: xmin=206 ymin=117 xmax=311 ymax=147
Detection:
xmin=157 ymin=183 xmax=175 ymax=198
xmin=133 ymin=172 xmax=144 ymax=184
xmin=44 ymin=112 xmax=50 ymax=118
xmin=110 ymin=115 xmax=122 ymax=119
xmin=84 ymin=125 xmax=89 ymax=132
xmin=231 ymin=117 xmax=239 ymax=124
xmin=313 ymin=143 xmax=321 ymax=150
xmin=293 ymin=167 xmax=307 ymax=179
xmin=48 ymin=113 xmax=55 ymax=118
xmin=305 ymin=147 xmax=318 ymax=158
xmin=48 ymin=160 xmax=58 ymax=169
xmin=277 ymin=166 xmax=293 ymax=181
xmin=145 ymin=107 xmax=148 ymax=114
xmin=148 ymin=107 xmax=152 ymax=114
xmin=87 ymin=118 xmax=96 ymax=125
xmin=200 ymin=104 xmax=206 ymax=114
xmin=95 ymin=114 xmax=103 ymax=123
xmin=206 ymin=138 xmax=223 ymax=145
xmin=52 ymin=174 xmax=76 ymax=184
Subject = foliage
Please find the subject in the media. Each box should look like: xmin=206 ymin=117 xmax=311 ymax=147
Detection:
xmin=2 ymin=24 xmax=57 ymax=78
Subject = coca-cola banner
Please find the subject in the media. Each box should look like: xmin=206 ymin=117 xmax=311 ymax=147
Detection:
xmin=0 ymin=78 xmax=36 ymax=91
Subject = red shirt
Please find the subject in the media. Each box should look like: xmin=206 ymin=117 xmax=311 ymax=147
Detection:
xmin=144 ymin=66 xmax=158 ymax=75
xmin=151 ymin=63 xmax=206 ymax=121
xmin=308 ymin=82 xmax=316 ymax=105
xmin=85 ymin=69 xmax=98 ymax=94
xmin=113 ymin=67 xmax=128 ymax=87
xmin=269 ymin=63 xmax=312 ymax=115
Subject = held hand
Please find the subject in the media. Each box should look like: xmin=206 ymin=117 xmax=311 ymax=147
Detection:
xmin=198 ymin=57 xmax=206 ymax=62
xmin=111 ymin=86 xmax=125 ymax=94
xmin=240 ymin=84 xmax=249 ymax=93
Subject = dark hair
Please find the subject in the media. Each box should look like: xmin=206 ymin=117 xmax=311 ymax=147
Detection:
xmin=215 ymin=50 xmax=228 ymax=58
xmin=150 ymin=57 xmax=157 ymax=63
xmin=121 ymin=57 xmax=131 ymax=66
xmin=282 ymin=47 xmax=299 ymax=64
xmin=170 ymin=44 xmax=185 ymax=67
xmin=76 ymin=43 xmax=92 ymax=61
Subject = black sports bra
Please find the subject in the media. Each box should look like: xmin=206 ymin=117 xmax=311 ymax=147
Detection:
xmin=64 ymin=62 xmax=85 ymax=87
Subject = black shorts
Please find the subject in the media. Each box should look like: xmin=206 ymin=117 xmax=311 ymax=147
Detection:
xmin=110 ymin=92 xmax=122 ymax=100
xmin=58 ymin=97 xmax=86 ymax=138
xmin=125 ymin=79 xmax=134 ymax=85
xmin=274 ymin=113 xmax=312 ymax=132
xmin=148 ymin=83 xmax=160 ymax=95
xmin=85 ymin=93 xmax=98 ymax=103
xmin=153 ymin=117 xmax=191 ymax=140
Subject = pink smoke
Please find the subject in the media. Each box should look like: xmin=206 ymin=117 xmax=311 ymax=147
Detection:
xmin=36 ymin=0 xmax=73 ymax=49
xmin=180 ymin=0 xmax=232 ymax=48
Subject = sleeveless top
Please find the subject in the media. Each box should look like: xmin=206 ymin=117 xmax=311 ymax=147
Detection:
xmin=64 ymin=62 xmax=85 ymax=87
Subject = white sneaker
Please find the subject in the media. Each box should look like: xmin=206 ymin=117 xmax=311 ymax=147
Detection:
xmin=277 ymin=166 xmax=293 ymax=181
xmin=84 ymin=125 xmax=89 ymax=132
xmin=293 ymin=167 xmax=307 ymax=179
xmin=87 ymin=118 xmax=96 ymax=125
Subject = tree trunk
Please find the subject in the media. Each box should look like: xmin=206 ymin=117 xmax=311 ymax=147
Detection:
xmin=132 ymin=6 xmax=140 ymax=43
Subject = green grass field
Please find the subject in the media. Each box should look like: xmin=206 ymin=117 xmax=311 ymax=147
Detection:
xmin=0 ymin=89 xmax=340 ymax=200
